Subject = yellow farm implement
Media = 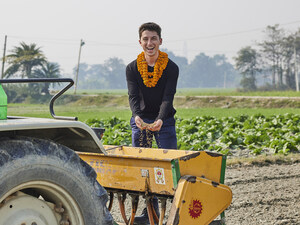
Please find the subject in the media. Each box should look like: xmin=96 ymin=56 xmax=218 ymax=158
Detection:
xmin=78 ymin=146 xmax=232 ymax=225
xmin=0 ymin=78 xmax=232 ymax=225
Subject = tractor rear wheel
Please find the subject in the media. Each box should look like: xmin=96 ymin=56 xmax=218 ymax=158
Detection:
xmin=0 ymin=136 xmax=113 ymax=225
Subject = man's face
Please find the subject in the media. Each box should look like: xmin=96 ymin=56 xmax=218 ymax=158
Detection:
xmin=139 ymin=30 xmax=162 ymax=58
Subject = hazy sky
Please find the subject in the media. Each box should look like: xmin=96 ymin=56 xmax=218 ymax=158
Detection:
xmin=1 ymin=0 xmax=300 ymax=76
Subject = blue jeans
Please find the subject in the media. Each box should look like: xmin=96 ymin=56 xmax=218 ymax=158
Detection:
xmin=130 ymin=117 xmax=177 ymax=149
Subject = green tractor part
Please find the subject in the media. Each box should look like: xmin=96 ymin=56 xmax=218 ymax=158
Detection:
xmin=0 ymin=84 xmax=7 ymax=120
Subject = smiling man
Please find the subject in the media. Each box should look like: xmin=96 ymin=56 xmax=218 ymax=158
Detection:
xmin=126 ymin=22 xmax=179 ymax=224
xmin=126 ymin=22 xmax=179 ymax=149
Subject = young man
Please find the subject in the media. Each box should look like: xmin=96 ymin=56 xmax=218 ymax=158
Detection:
xmin=126 ymin=22 xmax=179 ymax=224
xmin=126 ymin=22 xmax=179 ymax=150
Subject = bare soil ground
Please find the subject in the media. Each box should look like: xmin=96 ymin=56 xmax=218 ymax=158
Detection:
xmin=110 ymin=159 xmax=300 ymax=225
xmin=225 ymin=162 xmax=300 ymax=225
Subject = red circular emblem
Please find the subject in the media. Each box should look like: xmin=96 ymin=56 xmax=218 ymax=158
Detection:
xmin=188 ymin=199 xmax=203 ymax=219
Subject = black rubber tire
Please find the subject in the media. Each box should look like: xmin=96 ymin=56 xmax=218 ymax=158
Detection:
xmin=0 ymin=136 xmax=113 ymax=225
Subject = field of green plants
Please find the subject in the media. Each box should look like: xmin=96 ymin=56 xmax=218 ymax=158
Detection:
xmin=7 ymin=88 xmax=300 ymax=157
xmin=86 ymin=113 xmax=300 ymax=156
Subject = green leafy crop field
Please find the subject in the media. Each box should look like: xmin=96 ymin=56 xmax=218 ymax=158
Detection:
xmin=86 ymin=113 xmax=300 ymax=156
xmin=7 ymin=91 xmax=300 ymax=157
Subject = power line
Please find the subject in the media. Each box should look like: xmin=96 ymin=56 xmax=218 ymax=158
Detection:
xmin=168 ymin=19 xmax=300 ymax=43
xmin=169 ymin=48 xmax=237 ymax=54
xmin=7 ymin=35 xmax=136 ymax=47
xmin=3 ymin=19 xmax=300 ymax=47
xmin=8 ymin=35 xmax=79 ymax=43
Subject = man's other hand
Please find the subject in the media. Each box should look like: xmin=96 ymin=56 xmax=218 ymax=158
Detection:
xmin=148 ymin=119 xmax=163 ymax=131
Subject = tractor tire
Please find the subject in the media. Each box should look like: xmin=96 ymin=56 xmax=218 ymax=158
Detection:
xmin=0 ymin=136 xmax=113 ymax=225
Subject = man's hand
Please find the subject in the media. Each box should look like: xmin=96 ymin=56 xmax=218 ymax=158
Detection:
xmin=135 ymin=116 xmax=163 ymax=131
xmin=148 ymin=119 xmax=163 ymax=132
xmin=135 ymin=116 xmax=147 ymax=130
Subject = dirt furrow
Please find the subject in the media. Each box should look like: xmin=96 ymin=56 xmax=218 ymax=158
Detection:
xmin=225 ymin=162 xmax=300 ymax=225
xmin=110 ymin=162 xmax=300 ymax=225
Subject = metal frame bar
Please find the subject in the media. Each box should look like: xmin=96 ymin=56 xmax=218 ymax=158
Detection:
xmin=220 ymin=154 xmax=227 ymax=224
xmin=171 ymin=159 xmax=181 ymax=189
xmin=0 ymin=78 xmax=77 ymax=121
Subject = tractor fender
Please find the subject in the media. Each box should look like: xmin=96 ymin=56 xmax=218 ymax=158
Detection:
xmin=0 ymin=116 xmax=107 ymax=154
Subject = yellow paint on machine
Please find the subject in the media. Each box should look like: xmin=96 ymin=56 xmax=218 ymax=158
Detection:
xmin=77 ymin=146 xmax=225 ymax=195
xmin=79 ymin=151 xmax=174 ymax=194
xmin=178 ymin=151 xmax=224 ymax=183
xmin=167 ymin=176 xmax=232 ymax=225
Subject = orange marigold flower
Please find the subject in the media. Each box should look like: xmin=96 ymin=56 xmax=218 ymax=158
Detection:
xmin=137 ymin=51 xmax=169 ymax=88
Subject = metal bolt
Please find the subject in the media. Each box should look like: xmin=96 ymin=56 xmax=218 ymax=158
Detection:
xmin=60 ymin=215 xmax=70 ymax=225
xmin=55 ymin=203 xmax=65 ymax=213
xmin=60 ymin=221 xmax=70 ymax=225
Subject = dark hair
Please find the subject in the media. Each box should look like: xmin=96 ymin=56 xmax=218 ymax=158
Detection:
xmin=139 ymin=22 xmax=162 ymax=39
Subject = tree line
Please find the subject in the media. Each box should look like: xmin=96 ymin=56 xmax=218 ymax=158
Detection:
xmin=1 ymin=41 xmax=239 ymax=95
xmin=2 ymin=24 xmax=300 ymax=101
xmin=235 ymin=24 xmax=300 ymax=91
xmin=74 ymin=48 xmax=239 ymax=89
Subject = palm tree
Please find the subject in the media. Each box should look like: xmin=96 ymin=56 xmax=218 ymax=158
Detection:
xmin=31 ymin=62 xmax=61 ymax=95
xmin=4 ymin=42 xmax=47 ymax=78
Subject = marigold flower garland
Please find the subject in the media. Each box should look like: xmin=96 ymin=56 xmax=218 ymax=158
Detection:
xmin=137 ymin=50 xmax=169 ymax=88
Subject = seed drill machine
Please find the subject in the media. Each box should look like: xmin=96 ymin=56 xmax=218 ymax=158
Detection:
xmin=0 ymin=78 xmax=232 ymax=225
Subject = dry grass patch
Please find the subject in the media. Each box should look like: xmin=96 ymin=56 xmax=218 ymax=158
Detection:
xmin=227 ymin=153 xmax=300 ymax=167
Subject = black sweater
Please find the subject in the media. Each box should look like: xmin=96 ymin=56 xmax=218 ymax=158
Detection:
xmin=126 ymin=58 xmax=179 ymax=121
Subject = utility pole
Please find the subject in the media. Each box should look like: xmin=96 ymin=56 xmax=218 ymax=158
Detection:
xmin=74 ymin=39 xmax=85 ymax=94
xmin=294 ymin=43 xmax=299 ymax=92
xmin=223 ymin=71 xmax=227 ymax=89
xmin=1 ymin=35 xmax=7 ymax=79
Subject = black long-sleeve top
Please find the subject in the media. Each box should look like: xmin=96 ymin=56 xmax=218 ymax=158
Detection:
xmin=126 ymin=58 xmax=179 ymax=121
